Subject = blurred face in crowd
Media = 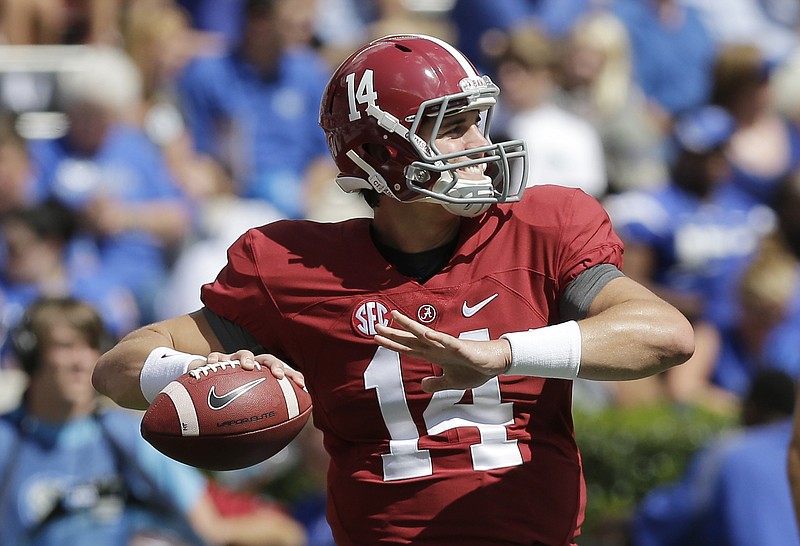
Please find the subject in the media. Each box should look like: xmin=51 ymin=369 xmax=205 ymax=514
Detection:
xmin=2 ymin=218 xmax=60 ymax=285
xmin=563 ymin=41 xmax=606 ymax=89
xmin=0 ymin=141 xmax=30 ymax=214
xmin=497 ymin=60 xmax=553 ymax=111
xmin=66 ymin=101 xmax=115 ymax=155
xmin=672 ymin=147 xmax=731 ymax=196
xmin=242 ymin=1 xmax=285 ymax=71
xmin=276 ymin=0 xmax=316 ymax=48
xmin=777 ymin=176 xmax=800 ymax=258
xmin=702 ymin=148 xmax=732 ymax=187
xmin=32 ymin=320 xmax=100 ymax=416
xmin=497 ymin=61 xmax=553 ymax=110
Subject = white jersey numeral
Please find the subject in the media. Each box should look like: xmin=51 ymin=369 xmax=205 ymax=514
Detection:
xmin=364 ymin=328 xmax=523 ymax=481
xmin=345 ymin=70 xmax=378 ymax=122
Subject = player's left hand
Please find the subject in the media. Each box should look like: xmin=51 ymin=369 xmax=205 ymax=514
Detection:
xmin=374 ymin=310 xmax=511 ymax=393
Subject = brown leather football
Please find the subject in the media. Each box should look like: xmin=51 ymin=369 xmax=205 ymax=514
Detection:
xmin=140 ymin=361 xmax=312 ymax=470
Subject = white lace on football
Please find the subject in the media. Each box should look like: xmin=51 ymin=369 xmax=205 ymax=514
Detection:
xmin=189 ymin=360 xmax=261 ymax=378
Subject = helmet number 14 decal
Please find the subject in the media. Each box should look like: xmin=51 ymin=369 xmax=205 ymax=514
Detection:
xmin=346 ymin=70 xmax=378 ymax=122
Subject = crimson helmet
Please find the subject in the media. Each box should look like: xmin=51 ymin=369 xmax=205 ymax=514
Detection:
xmin=319 ymin=34 xmax=528 ymax=217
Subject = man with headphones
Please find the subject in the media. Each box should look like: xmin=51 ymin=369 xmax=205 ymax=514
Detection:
xmin=0 ymin=296 xmax=307 ymax=546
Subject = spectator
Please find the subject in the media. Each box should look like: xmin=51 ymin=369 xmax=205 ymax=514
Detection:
xmin=153 ymin=197 xmax=284 ymax=320
xmin=449 ymin=0 xmax=591 ymax=75
xmin=122 ymin=0 xmax=230 ymax=202
xmin=790 ymin=377 xmax=800 ymax=527
xmin=0 ymin=296 xmax=307 ymax=546
xmin=747 ymin=168 xmax=800 ymax=378
xmin=489 ymin=24 xmax=607 ymax=197
xmin=0 ymin=113 xmax=37 ymax=217
xmin=174 ymin=0 xmax=248 ymax=49
xmin=613 ymin=0 xmax=717 ymax=132
xmin=0 ymin=200 xmax=139 ymax=358
xmin=689 ymin=232 xmax=800 ymax=407
xmin=27 ymin=46 xmax=193 ymax=323
xmin=774 ymin=168 xmax=800 ymax=263
xmin=704 ymin=167 xmax=800 ymax=399
xmin=682 ymin=224 xmax=800 ymax=408
xmin=176 ymin=0 xmax=334 ymax=219
xmin=311 ymin=0 xmax=372 ymax=68
xmin=556 ymin=11 xmax=668 ymax=193
xmin=632 ymin=369 xmax=798 ymax=546
xmin=630 ymin=166 xmax=800 ymax=407
xmin=710 ymin=43 xmax=800 ymax=207
xmin=604 ymin=106 xmax=774 ymax=407
xmin=683 ymin=0 xmax=799 ymax=66
xmin=365 ymin=0 xmax=455 ymax=46
xmin=772 ymin=47 xmax=800 ymax=132
xmin=0 ymin=0 xmax=122 ymax=45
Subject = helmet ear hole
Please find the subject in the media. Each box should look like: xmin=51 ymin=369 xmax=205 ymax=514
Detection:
xmin=362 ymin=143 xmax=392 ymax=165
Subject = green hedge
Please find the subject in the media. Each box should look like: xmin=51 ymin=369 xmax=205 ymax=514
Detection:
xmin=574 ymin=403 xmax=736 ymax=545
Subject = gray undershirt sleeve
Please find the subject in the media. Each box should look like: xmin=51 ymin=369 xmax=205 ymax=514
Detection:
xmin=559 ymin=263 xmax=625 ymax=321
xmin=201 ymin=307 xmax=267 ymax=354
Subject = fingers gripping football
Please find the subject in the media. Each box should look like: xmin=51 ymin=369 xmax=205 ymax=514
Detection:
xmin=206 ymin=351 xmax=305 ymax=388
xmin=373 ymin=310 xmax=511 ymax=393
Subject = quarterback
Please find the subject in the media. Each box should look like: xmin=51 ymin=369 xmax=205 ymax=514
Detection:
xmin=93 ymin=35 xmax=694 ymax=545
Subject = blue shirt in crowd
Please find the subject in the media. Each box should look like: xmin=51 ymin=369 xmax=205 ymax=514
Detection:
xmin=713 ymin=285 xmax=800 ymax=396
xmin=632 ymin=420 xmax=799 ymax=546
xmin=606 ymin=182 xmax=774 ymax=329
xmin=177 ymin=47 xmax=330 ymax=218
xmin=451 ymin=0 xmax=590 ymax=74
xmin=0 ymin=407 xmax=207 ymax=546
xmin=613 ymin=0 xmax=717 ymax=117
xmin=27 ymin=124 xmax=190 ymax=318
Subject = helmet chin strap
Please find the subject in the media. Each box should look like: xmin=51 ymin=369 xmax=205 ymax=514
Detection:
xmin=430 ymin=171 xmax=493 ymax=217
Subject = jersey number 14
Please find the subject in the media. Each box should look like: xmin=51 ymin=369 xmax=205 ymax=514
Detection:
xmin=364 ymin=328 xmax=523 ymax=481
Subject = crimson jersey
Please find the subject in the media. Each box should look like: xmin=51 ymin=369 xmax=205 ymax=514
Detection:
xmin=201 ymin=186 xmax=623 ymax=546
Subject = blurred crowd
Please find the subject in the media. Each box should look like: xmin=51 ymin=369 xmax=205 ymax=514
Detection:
xmin=1 ymin=0 xmax=800 ymax=545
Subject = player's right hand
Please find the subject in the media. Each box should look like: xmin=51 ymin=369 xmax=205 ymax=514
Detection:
xmin=205 ymin=350 xmax=305 ymax=388
xmin=374 ymin=310 xmax=511 ymax=392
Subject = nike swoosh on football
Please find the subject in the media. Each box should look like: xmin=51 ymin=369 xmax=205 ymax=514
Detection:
xmin=462 ymin=293 xmax=499 ymax=317
xmin=207 ymin=378 xmax=266 ymax=410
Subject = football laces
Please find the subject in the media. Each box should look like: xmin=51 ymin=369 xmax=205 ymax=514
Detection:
xmin=189 ymin=360 xmax=262 ymax=378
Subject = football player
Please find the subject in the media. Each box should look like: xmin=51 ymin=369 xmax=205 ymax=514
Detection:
xmin=93 ymin=34 xmax=694 ymax=546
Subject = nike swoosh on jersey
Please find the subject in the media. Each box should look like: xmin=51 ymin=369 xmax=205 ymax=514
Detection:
xmin=207 ymin=377 xmax=266 ymax=410
xmin=462 ymin=293 xmax=499 ymax=317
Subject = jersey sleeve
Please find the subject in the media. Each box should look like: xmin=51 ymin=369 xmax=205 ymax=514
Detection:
xmin=557 ymin=188 xmax=624 ymax=289
xmin=200 ymin=229 xmax=283 ymax=355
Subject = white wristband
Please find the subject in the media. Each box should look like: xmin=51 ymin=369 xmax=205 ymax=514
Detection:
xmin=140 ymin=347 xmax=207 ymax=403
xmin=500 ymin=321 xmax=582 ymax=379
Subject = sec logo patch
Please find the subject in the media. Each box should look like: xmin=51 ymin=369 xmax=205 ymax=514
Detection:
xmin=353 ymin=300 xmax=390 ymax=337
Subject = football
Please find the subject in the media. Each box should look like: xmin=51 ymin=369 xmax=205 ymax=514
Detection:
xmin=140 ymin=361 xmax=312 ymax=471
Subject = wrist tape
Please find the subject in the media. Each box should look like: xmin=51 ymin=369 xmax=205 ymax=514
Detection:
xmin=140 ymin=347 xmax=207 ymax=403
xmin=500 ymin=321 xmax=582 ymax=379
